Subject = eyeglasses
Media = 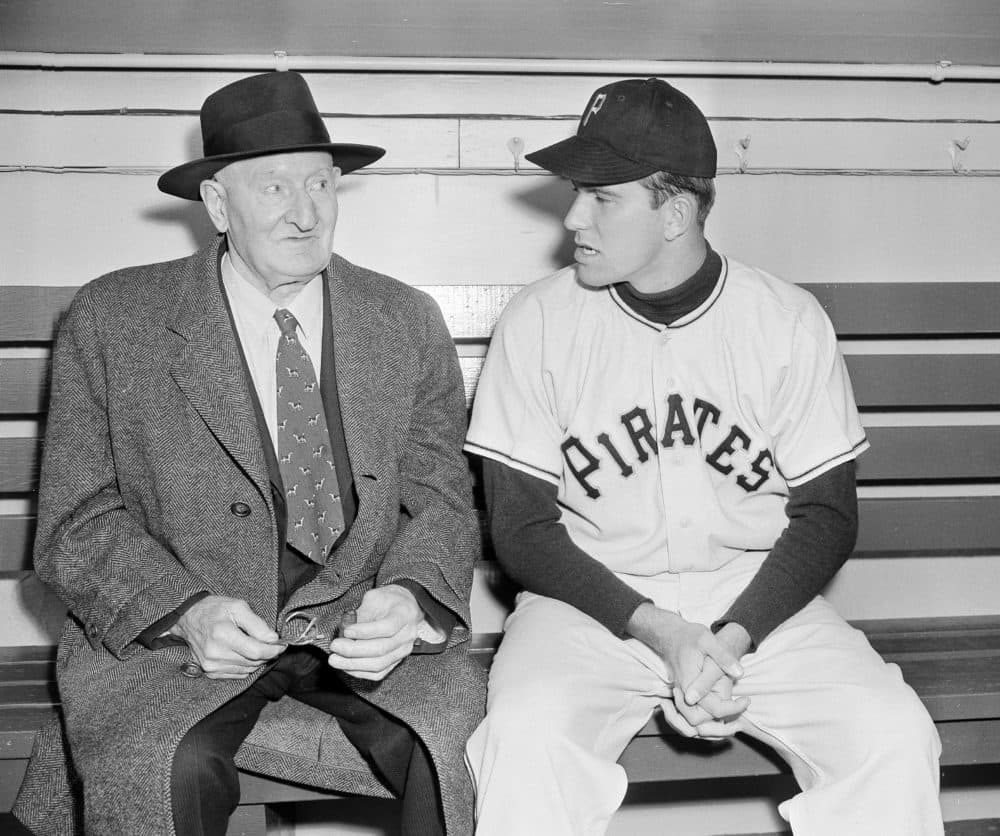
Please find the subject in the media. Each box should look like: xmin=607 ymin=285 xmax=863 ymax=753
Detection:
xmin=180 ymin=608 xmax=357 ymax=679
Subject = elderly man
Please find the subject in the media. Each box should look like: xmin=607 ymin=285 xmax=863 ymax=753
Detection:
xmin=14 ymin=71 xmax=484 ymax=836
xmin=464 ymin=78 xmax=942 ymax=835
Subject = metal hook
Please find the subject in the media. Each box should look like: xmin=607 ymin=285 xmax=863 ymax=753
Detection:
xmin=273 ymin=50 xmax=289 ymax=72
xmin=948 ymin=136 xmax=971 ymax=174
xmin=733 ymin=135 xmax=751 ymax=174
xmin=930 ymin=60 xmax=952 ymax=84
xmin=507 ymin=136 xmax=525 ymax=173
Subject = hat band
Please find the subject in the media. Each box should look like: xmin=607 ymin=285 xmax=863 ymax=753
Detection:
xmin=204 ymin=109 xmax=332 ymax=158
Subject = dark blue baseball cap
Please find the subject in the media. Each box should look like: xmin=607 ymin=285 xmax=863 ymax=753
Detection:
xmin=525 ymin=78 xmax=717 ymax=185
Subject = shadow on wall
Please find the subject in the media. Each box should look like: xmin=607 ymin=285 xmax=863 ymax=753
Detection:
xmin=513 ymin=175 xmax=576 ymax=271
xmin=140 ymin=120 xmax=220 ymax=250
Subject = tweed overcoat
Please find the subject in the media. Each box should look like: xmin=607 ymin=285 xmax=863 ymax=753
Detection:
xmin=13 ymin=237 xmax=486 ymax=835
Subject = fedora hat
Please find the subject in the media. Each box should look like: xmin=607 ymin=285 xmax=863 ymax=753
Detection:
xmin=157 ymin=71 xmax=385 ymax=201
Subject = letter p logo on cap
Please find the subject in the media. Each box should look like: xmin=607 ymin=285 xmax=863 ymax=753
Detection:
xmin=583 ymin=93 xmax=607 ymax=127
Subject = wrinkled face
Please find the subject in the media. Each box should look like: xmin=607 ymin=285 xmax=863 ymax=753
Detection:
xmin=211 ymin=151 xmax=340 ymax=296
xmin=563 ymin=179 xmax=671 ymax=292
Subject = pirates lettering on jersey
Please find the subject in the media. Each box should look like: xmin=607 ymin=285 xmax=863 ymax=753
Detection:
xmin=560 ymin=392 xmax=774 ymax=499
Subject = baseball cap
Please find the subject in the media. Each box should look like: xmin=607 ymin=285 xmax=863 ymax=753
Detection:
xmin=525 ymin=78 xmax=717 ymax=185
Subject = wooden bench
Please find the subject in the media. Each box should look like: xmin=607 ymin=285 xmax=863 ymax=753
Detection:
xmin=2 ymin=281 xmax=1000 ymax=834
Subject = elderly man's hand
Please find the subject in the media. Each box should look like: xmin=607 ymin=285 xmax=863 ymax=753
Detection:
xmin=170 ymin=595 xmax=284 ymax=679
xmin=327 ymin=585 xmax=443 ymax=681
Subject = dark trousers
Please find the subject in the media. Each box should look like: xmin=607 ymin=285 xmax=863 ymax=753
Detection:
xmin=170 ymin=648 xmax=443 ymax=836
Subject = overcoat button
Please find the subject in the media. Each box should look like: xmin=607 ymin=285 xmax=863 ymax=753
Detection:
xmin=86 ymin=623 xmax=99 ymax=638
xmin=230 ymin=502 xmax=251 ymax=517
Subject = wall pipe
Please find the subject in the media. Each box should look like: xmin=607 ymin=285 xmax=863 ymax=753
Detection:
xmin=2 ymin=52 xmax=1000 ymax=82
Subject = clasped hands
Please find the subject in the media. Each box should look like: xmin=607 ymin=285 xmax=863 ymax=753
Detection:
xmin=169 ymin=584 xmax=443 ymax=681
xmin=627 ymin=602 xmax=752 ymax=740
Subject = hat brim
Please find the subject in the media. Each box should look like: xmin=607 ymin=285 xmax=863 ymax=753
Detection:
xmin=525 ymin=136 xmax=660 ymax=186
xmin=157 ymin=142 xmax=386 ymax=201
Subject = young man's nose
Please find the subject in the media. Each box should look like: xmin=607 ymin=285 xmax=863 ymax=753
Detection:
xmin=563 ymin=194 xmax=591 ymax=231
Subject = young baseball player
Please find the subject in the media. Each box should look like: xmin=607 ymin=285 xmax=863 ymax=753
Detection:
xmin=463 ymin=78 xmax=943 ymax=836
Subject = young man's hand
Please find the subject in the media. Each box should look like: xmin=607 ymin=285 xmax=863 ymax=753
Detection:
xmin=627 ymin=603 xmax=751 ymax=737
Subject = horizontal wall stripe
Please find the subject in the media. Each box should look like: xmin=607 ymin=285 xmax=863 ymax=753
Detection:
xmin=3 ymin=113 xmax=998 ymax=173
xmin=459 ymin=119 xmax=1000 ymax=173
xmin=2 ymin=71 xmax=1000 ymax=121
xmin=0 ymin=114 xmax=459 ymax=170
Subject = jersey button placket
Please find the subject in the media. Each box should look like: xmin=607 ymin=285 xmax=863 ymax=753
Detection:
xmin=652 ymin=333 xmax=676 ymax=573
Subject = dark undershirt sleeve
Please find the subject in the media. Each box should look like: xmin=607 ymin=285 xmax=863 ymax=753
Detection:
xmin=713 ymin=459 xmax=859 ymax=650
xmin=136 ymin=591 xmax=211 ymax=649
xmin=483 ymin=459 xmax=650 ymax=637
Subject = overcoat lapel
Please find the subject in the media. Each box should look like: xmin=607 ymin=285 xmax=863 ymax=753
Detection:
xmin=326 ymin=261 xmax=381 ymax=482
xmin=165 ymin=240 xmax=271 ymax=502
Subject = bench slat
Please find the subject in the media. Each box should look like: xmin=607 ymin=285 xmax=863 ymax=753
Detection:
xmin=5 ymin=425 xmax=1000 ymax=494
xmin=7 ymin=353 xmax=1000 ymax=416
xmin=0 ymin=360 xmax=49 ymax=416
xmin=4 ymin=283 xmax=1000 ymax=344
xmin=858 ymin=426 xmax=1000 ymax=482
xmin=6 ymin=496 xmax=1000 ymax=574
xmin=807 ymin=283 xmax=1000 ymax=338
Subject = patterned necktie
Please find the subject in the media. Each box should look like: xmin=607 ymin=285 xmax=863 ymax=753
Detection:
xmin=274 ymin=308 xmax=345 ymax=563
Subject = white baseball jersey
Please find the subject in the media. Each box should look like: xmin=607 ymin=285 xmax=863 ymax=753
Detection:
xmin=465 ymin=255 xmax=869 ymax=579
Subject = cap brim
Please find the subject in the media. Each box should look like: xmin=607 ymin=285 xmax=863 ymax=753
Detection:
xmin=525 ymin=136 xmax=659 ymax=186
xmin=157 ymin=142 xmax=386 ymax=201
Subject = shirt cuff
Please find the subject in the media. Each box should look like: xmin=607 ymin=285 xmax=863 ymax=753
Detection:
xmin=391 ymin=579 xmax=458 ymax=654
xmin=136 ymin=591 xmax=211 ymax=649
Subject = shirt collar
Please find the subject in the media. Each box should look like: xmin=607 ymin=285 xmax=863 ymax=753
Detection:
xmin=221 ymin=252 xmax=324 ymax=339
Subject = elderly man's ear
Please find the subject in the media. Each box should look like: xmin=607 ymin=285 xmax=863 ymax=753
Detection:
xmin=200 ymin=177 xmax=230 ymax=233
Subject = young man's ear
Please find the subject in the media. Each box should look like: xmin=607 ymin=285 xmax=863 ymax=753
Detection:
xmin=662 ymin=192 xmax=698 ymax=241
xmin=200 ymin=178 xmax=229 ymax=234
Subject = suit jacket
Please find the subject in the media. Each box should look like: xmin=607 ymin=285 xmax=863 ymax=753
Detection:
xmin=14 ymin=236 xmax=486 ymax=835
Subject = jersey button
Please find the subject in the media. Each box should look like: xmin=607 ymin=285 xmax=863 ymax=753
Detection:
xmin=665 ymin=377 xmax=677 ymax=388
xmin=679 ymin=516 xmax=692 ymax=528
xmin=672 ymin=455 xmax=683 ymax=467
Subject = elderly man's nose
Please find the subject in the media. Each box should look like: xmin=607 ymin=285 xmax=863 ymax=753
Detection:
xmin=285 ymin=189 xmax=318 ymax=228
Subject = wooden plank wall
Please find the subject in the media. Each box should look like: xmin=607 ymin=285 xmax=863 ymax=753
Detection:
xmin=1 ymin=66 xmax=999 ymax=834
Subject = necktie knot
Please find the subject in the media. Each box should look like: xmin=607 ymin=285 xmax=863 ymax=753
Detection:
xmin=274 ymin=308 xmax=299 ymax=336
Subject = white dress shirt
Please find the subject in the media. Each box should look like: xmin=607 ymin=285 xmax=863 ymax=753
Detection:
xmin=221 ymin=253 xmax=325 ymax=453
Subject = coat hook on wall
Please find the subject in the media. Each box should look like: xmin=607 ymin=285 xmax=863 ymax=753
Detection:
xmin=733 ymin=135 xmax=751 ymax=174
xmin=949 ymin=136 xmax=971 ymax=173
xmin=930 ymin=60 xmax=952 ymax=84
xmin=273 ymin=50 xmax=289 ymax=72
xmin=507 ymin=137 xmax=525 ymax=172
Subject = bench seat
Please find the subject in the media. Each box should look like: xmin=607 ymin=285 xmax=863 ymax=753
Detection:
xmin=3 ymin=615 xmax=1000 ymax=834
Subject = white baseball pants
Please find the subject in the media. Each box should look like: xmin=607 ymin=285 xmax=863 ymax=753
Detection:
xmin=466 ymin=585 xmax=943 ymax=836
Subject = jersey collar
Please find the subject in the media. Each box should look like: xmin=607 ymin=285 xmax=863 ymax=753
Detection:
xmin=607 ymin=252 xmax=729 ymax=332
